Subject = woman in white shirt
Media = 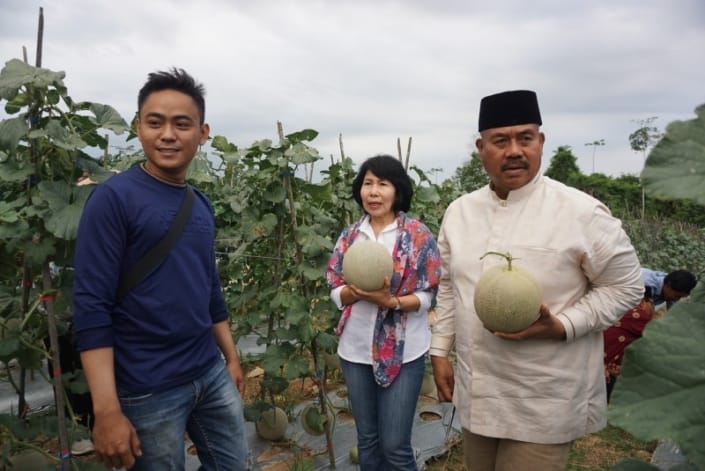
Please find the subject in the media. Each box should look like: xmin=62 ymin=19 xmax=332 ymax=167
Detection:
xmin=326 ymin=154 xmax=441 ymax=470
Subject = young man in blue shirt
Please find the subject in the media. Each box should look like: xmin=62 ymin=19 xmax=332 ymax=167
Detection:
xmin=73 ymin=68 xmax=248 ymax=470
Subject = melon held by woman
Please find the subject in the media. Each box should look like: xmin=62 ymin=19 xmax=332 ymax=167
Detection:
xmin=342 ymin=239 xmax=393 ymax=291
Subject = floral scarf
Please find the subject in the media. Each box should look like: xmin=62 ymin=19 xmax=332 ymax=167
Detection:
xmin=326 ymin=212 xmax=441 ymax=387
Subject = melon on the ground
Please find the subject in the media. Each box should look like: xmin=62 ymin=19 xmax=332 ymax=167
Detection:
xmin=255 ymin=406 xmax=288 ymax=441
xmin=473 ymin=251 xmax=542 ymax=333
xmin=349 ymin=446 xmax=359 ymax=464
xmin=5 ymin=450 xmax=49 ymax=470
xmin=342 ymin=239 xmax=393 ymax=291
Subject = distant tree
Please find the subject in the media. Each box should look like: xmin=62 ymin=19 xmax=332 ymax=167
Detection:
xmin=629 ymin=116 xmax=663 ymax=219
xmin=450 ymin=151 xmax=489 ymax=194
xmin=544 ymin=146 xmax=582 ymax=183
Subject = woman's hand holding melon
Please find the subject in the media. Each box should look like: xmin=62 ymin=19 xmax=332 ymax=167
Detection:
xmin=346 ymin=277 xmax=397 ymax=309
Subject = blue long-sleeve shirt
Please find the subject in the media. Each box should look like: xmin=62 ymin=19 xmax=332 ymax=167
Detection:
xmin=73 ymin=165 xmax=227 ymax=394
xmin=642 ymin=267 xmax=666 ymax=306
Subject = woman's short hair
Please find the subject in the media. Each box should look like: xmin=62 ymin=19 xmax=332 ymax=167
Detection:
xmin=352 ymin=154 xmax=413 ymax=213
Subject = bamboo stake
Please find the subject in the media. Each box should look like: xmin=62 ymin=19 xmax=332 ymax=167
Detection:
xmin=338 ymin=133 xmax=345 ymax=161
xmin=32 ymin=7 xmax=71 ymax=467
xmin=405 ymin=137 xmax=412 ymax=171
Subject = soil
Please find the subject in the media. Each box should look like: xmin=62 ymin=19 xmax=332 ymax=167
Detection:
xmin=5 ymin=370 xmax=655 ymax=470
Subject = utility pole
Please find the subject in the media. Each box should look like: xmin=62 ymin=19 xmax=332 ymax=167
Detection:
xmin=585 ymin=139 xmax=605 ymax=174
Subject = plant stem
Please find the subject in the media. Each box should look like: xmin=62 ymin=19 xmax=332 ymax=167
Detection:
xmin=479 ymin=251 xmax=515 ymax=270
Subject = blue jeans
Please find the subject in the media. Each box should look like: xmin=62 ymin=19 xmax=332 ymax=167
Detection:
xmin=340 ymin=355 xmax=424 ymax=471
xmin=118 ymin=359 xmax=249 ymax=470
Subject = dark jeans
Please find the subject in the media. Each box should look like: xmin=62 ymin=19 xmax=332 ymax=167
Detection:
xmin=340 ymin=355 xmax=424 ymax=471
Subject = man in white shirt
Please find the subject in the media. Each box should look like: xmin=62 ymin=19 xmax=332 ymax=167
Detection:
xmin=430 ymin=90 xmax=643 ymax=471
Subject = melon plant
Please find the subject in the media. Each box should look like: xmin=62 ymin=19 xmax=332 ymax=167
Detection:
xmin=473 ymin=251 xmax=542 ymax=333
xmin=300 ymin=403 xmax=332 ymax=436
xmin=342 ymin=240 xmax=393 ymax=291
xmin=255 ymin=406 xmax=288 ymax=441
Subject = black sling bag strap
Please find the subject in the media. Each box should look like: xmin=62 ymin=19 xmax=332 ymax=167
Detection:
xmin=116 ymin=185 xmax=195 ymax=302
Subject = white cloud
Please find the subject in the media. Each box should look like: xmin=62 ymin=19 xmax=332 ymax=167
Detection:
xmin=1 ymin=0 xmax=703 ymax=180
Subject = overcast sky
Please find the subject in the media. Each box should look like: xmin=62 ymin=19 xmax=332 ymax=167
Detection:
xmin=2 ymin=0 xmax=704 ymax=181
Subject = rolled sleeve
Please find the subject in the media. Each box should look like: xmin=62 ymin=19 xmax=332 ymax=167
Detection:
xmin=560 ymin=206 xmax=643 ymax=341
xmin=330 ymin=285 xmax=345 ymax=310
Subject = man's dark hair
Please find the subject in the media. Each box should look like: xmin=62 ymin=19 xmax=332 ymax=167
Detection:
xmin=137 ymin=68 xmax=206 ymax=124
xmin=664 ymin=270 xmax=697 ymax=294
xmin=352 ymin=154 xmax=413 ymax=213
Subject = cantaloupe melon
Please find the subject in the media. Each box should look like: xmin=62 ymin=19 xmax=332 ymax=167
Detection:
xmin=342 ymin=240 xmax=393 ymax=291
xmin=255 ymin=406 xmax=288 ymax=441
xmin=6 ymin=450 xmax=49 ymax=470
xmin=473 ymin=251 xmax=542 ymax=333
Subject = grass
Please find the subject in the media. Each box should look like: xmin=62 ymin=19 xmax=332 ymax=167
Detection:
xmin=425 ymin=424 xmax=657 ymax=471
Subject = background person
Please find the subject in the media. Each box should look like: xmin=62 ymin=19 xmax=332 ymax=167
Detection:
xmin=73 ymin=68 xmax=249 ymax=470
xmin=326 ymin=154 xmax=441 ymax=470
xmin=604 ymin=298 xmax=655 ymax=402
xmin=430 ymin=90 xmax=643 ymax=471
xmin=641 ymin=268 xmax=697 ymax=309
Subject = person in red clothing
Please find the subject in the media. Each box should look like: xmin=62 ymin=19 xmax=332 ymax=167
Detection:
xmin=604 ymin=298 xmax=656 ymax=402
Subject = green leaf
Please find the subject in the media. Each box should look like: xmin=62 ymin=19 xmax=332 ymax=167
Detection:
xmin=285 ymin=129 xmax=318 ymax=143
xmin=0 ymin=58 xmax=66 ymax=100
xmin=88 ymin=103 xmax=129 ymax=134
xmin=46 ymin=88 xmax=60 ymax=105
xmin=243 ymin=212 xmax=278 ymax=241
xmin=262 ymin=343 xmax=294 ymax=376
xmin=0 ymin=159 xmax=35 ymax=183
xmin=608 ymin=298 xmax=705 ymax=470
xmin=0 ymin=199 xmax=23 ymax=223
xmin=0 ymin=116 xmax=29 ymax=152
xmin=0 ymin=220 xmax=29 ymax=240
xmin=211 ymin=135 xmax=238 ymax=154
xmin=642 ymin=103 xmax=705 ymax=205
xmin=263 ymin=185 xmax=286 ymax=203
xmin=37 ymin=181 xmax=93 ymax=240
xmin=283 ymin=356 xmax=310 ymax=379
xmin=0 ymin=337 xmax=20 ymax=360
xmin=45 ymin=118 xmax=88 ymax=150
xmin=316 ymin=333 xmax=338 ymax=353
xmin=18 ymin=237 xmax=56 ymax=266
xmin=298 ymin=263 xmax=326 ymax=281
xmin=284 ymin=142 xmax=320 ymax=165
xmin=414 ymin=185 xmax=441 ymax=204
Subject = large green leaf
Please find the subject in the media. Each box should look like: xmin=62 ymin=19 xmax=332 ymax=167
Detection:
xmin=0 ymin=58 xmax=66 ymax=100
xmin=88 ymin=103 xmax=129 ymax=134
xmin=0 ymin=157 xmax=35 ymax=183
xmin=641 ymin=103 xmax=705 ymax=205
xmin=284 ymin=142 xmax=321 ymax=165
xmin=45 ymin=118 xmax=88 ymax=150
xmin=285 ymin=129 xmax=318 ymax=143
xmin=0 ymin=116 xmax=29 ymax=152
xmin=18 ymin=236 xmax=56 ymax=267
xmin=608 ymin=285 xmax=705 ymax=470
xmin=37 ymin=181 xmax=93 ymax=240
xmin=262 ymin=343 xmax=295 ymax=376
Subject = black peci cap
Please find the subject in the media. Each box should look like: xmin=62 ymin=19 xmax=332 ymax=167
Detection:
xmin=478 ymin=90 xmax=542 ymax=132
